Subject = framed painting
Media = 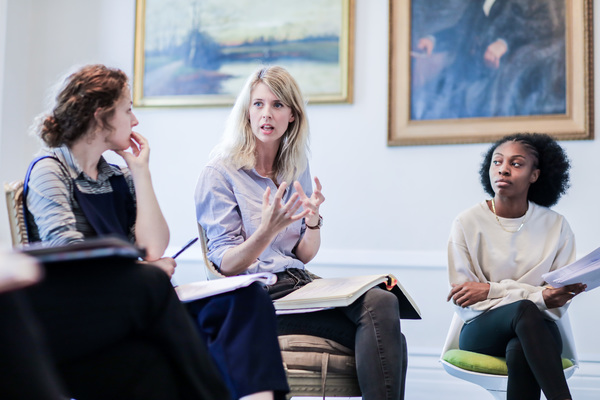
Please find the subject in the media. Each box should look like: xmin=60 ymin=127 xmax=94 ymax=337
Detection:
xmin=134 ymin=0 xmax=354 ymax=107
xmin=388 ymin=0 xmax=594 ymax=146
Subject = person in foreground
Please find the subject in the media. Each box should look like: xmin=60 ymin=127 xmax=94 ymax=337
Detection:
xmin=24 ymin=64 xmax=287 ymax=400
xmin=447 ymin=133 xmax=586 ymax=400
xmin=196 ymin=65 xmax=408 ymax=400
xmin=0 ymin=250 xmax=65 ymax=399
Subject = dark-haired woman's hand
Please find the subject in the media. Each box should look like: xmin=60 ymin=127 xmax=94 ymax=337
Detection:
xmin=116 ymin=131 xmax=151 ymax=177
xmin=543 ymin=283 xmax=586 ymax=309
xmin=447 ymin=282 xmax=490 ymax=307
xmin=139 ymin=257 xmax=176 ymax=278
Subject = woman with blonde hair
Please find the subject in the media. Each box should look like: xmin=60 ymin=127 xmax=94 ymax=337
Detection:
xmin=196 ymin=65 xmax=408 ymax=400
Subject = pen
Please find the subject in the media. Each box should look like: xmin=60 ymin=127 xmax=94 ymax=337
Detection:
xmin=171 ymin=237 xmax=199 ymax=259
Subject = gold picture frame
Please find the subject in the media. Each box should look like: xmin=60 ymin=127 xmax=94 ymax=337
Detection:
xmin=134 ymin=0 xmax=354 ymax=107
xmin=388 ymin=0 xmax=594 ymax=146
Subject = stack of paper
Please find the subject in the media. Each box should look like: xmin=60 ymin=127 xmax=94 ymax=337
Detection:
xmin=542 ymin=247 xmax=600 ymax=290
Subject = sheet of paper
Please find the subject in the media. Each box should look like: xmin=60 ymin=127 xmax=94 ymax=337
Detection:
xmin=543 ymin=246 xmax=600 ymax=290
xmin=175 ymin=272 xmax=276 ymax=302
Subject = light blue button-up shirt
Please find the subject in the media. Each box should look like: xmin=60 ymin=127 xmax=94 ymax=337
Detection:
xmin=195 ymin=157 xmax=313 ymax=274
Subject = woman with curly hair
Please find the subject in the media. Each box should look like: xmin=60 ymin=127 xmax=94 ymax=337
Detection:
xmin=447 ymin=133 xmax=585 ymax=400
xmin=23 ymin=64 xmax=286 ymax=400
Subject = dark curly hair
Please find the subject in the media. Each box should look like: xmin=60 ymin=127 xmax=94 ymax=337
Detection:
xmin=39 ymin=64 xmax=128 ymax=147
xmin=479 ymin=133 xmax=570 ymax=207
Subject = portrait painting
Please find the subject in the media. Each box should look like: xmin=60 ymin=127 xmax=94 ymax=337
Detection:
xmin=134 ymin=0 xmax=354 ymax=107
xmin=388 ymin=0 xmax=593 ymax=146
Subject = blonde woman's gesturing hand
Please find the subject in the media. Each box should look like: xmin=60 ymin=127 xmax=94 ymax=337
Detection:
xmin=294 ymin=177 xmax=325 ymax=226
xmin=260 ymin=182 xmax=310 ymax=235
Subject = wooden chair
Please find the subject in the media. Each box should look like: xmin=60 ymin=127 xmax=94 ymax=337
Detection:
xmin=4 ymin=180 xmax=29 ymax=246
xmin=198 ymin=225 xmax=362 ymax=399
xmin=440 ymin=312 xmax=578 ymax=400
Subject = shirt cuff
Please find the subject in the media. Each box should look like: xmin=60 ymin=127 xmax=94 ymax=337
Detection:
xmin=487 ymin=281 xmax=504 ymax=299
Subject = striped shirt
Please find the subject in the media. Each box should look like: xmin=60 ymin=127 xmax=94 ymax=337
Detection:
xmin=25 ymin=145 xmax=136 ymax=246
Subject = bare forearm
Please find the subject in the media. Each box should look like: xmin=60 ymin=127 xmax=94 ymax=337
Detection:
xmin=294 ymin=229 xmax=320 ymax=264
xmin=220 ymin=226 xmax=277 ymax=276
xmin=131 ymin=170 xmax=169 ymax=260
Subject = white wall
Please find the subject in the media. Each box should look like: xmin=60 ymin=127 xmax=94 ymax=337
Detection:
xmin=2 ymin=0 xmax=600 ymax=396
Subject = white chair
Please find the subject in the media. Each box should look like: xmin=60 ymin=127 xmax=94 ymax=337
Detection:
xmin=440 ymin=312 xmax=578 ymax=400
xmin=198 ymin=225 xmax=361 ymax=399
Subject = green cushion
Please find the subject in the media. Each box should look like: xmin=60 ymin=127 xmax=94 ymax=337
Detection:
xmin=443 ymin=349 xmax=574 ymax=376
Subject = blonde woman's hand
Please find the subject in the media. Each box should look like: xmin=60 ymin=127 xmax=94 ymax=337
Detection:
xmin=259 ymin=182 xmax=310 ymax=235
xmin=447 ymin=282 xmax=490 ymax=307
xmin=293 ymin=177 xmax=325 ymax=227
xmin=115 ymin=131 xmax=151 ymax=176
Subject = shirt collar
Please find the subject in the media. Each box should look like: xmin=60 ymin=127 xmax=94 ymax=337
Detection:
xmin=50 ymin=145 xmax=122 ymax=182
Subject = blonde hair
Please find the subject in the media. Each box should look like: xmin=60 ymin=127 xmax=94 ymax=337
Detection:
xmin=212 ymin=65 xmax=309 ymax=183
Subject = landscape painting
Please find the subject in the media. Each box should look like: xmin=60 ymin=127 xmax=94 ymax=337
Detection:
xmin=134 ymin=0 xmax=354 ymax=107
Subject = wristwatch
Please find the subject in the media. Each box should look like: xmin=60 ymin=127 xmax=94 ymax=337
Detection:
xmin=306 ymin=214 xmax=323 ymax=230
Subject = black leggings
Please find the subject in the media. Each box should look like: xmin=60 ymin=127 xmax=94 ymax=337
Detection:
xmin=460 ymin=300 xmax=571 ymax=400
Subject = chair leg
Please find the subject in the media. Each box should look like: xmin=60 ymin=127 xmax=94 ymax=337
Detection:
xmin=487 ymin=389 xmax=507 ymax=400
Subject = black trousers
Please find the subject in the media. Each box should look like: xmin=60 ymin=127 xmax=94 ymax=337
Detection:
xmin=0 ymin=290 xmax=65 ymax=399
xmin=24 ymin=258 xmax=229 ymax=400
xmin=460 ymin=300 xmax=571 ymax=400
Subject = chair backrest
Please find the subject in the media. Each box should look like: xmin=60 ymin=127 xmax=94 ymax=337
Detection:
xmin=197 ymin=224 xmax=226 ymax=280
xmin=196 ymin=223 xmax=361 ymax=398
xmin=4 ymin=180 xmax=29 ymax=246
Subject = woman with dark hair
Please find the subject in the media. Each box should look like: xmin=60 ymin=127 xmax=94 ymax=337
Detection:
xmin=447 ymin=133 xmax=586 ymax=400
xmin=23 ymin=64 xmax=287 ymax=400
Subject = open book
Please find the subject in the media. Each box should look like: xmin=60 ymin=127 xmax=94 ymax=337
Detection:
xmin=273 ymin=274 xmax=421 ymax=319
xmin=543 ymin=246 xmax=600 ymax=290
xmin=175 ymin=273 xmax=277 ymax=302
xmin=21 ymin=235 xmax=144 ymax=263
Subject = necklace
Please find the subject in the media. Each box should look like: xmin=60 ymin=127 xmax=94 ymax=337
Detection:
xmin=491 ymin=198 xmax=527 ymax=233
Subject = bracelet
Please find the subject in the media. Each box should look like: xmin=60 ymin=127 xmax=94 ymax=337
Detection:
xmin=306 ymin=214 xmax=323 ymax=230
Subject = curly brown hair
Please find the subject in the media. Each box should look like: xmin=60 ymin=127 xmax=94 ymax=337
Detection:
xmin=40 ymin=64 xmax=128 ymax=147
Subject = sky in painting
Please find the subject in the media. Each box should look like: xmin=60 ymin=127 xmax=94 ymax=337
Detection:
xmin=144 ymin=0 xmax=342 ymax=51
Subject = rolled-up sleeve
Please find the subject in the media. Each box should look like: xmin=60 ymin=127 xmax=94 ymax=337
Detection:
xmin=195 ymin=166 xmax=245 ymax=267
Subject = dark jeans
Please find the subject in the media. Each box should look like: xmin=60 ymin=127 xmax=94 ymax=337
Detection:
xmin=460 ymin=300 xmax=570 ymax=400
xmin=268 ymin=268 xmax=408 ymax=400
xmin=187 ymin=282 xmax=289 ymax=400
xmin=25 ymin=258 xmax=229 ymax=400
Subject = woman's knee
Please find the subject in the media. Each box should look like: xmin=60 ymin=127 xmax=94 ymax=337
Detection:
xmin=516 ymin=299 xmax=538 ymax=313
xmin=514 ymin=299 xmax=545 ymax=325
xmin=362 ymin=287 xmax=400 ymax=313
